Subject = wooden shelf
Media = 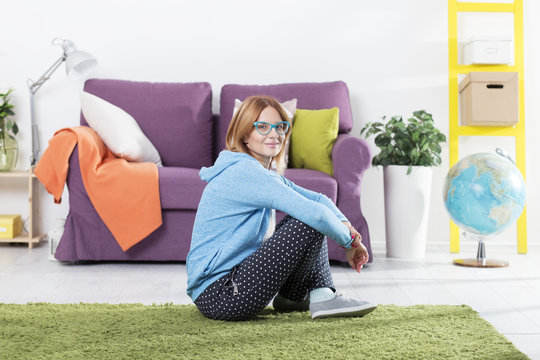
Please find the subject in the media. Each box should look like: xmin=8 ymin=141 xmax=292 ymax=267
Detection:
xmin=0 ymin=168 xmax=44 ymax=249
xmin=0 ymin=170 xmax=32 ymax=178
xmin=0 ymin=232 xmax=43 ymax=249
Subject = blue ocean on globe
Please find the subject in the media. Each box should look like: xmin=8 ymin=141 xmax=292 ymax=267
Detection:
xmin=443 ymin=152 xmax=526 ymax=237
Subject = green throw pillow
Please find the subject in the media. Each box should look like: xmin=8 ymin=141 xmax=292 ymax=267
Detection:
xmin=289 ymin=108 xmax=339 ymax=176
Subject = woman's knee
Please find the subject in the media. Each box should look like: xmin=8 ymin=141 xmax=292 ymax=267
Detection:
xmin=282 ymin=217 xmax=324 ymax=240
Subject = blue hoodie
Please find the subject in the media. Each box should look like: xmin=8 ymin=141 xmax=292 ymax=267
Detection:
xmin=186 ymin=151 xmax=353 ymax=301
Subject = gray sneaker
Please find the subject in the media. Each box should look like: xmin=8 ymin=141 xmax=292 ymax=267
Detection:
xmin=273 ymin=294 xmax=310 ymax=312
xmin=309 ymin=293 xmax=377 ymax=319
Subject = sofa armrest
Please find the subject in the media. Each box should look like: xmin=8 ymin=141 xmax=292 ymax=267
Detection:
xmin=332 ymin=134 xmax=372 ymax=184
xmin=331 ymin=133 xmax=373 ymax=262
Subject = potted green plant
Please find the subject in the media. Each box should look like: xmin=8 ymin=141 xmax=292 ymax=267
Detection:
xmin=361 ymin=110 xmax=446 ymax=258
xmin=0 ymin=89 xmax=18 ymax=171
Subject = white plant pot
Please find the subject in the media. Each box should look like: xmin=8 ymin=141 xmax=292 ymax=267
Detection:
xmin=383 ymin=165 xmax=433 ymax=259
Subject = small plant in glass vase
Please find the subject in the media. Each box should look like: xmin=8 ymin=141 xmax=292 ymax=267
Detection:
xmin=0 ymin=89 xmax=19 ymax=171
xmin=361 ymin=110 xmax=446 ymax=259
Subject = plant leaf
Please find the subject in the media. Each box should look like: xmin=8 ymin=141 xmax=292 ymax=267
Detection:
xmin=374 ymin=134 xmax=390 ymax=147
xmin=407 ymin=165 xmax=413 ymax=175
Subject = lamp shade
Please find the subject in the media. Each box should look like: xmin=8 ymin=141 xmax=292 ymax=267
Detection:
xmin=60 ymin=39 xmax=97 ymax=80
xmin=65 ymin=50 xmax=97 ymax=79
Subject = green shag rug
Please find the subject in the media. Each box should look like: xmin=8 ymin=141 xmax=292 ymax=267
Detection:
xmin=0 ymin=303 xmax=529 ymax=360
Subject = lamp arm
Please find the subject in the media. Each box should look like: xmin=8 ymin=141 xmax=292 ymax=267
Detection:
xmin=27 ymin=54 xmax=66 ymax=95
xmin=27 ymin=53 xmax=66 ymax=166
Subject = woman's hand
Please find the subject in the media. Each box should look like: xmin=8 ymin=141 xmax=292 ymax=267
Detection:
xmin=342 ymin=222 xmax=368 ymax=272
xmin=345 ymin=241 xmax=369 ymax=273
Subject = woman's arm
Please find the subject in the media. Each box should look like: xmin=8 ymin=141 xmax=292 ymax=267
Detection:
xmin=225 ymin=162 xmax=353 ymax=248
xmin=280 ymin=175 xmax=348 ymax=222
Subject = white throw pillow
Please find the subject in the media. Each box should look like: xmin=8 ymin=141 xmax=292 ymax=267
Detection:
xmin=233 ymin=98 xmax=297 ymax=169
xmin=80 ymin=91 xmax=162 ymax=167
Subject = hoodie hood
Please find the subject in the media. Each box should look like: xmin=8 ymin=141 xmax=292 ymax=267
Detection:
xmin=200 ymin=151 xmax=258 ymax=182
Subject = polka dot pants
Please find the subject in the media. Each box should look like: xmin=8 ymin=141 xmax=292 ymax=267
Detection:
xmin=194 ymin=215 xmax=335 ymax=321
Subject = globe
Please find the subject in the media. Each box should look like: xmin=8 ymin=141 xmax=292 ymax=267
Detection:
xmin=443 ymin=151 xmax=526 ymax=238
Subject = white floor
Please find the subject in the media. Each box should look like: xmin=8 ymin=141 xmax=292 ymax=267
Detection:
xmin=1 ymin=241 xmax=539 ymax=359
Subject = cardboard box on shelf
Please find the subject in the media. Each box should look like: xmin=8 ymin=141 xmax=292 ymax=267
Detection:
xmin=459 ymin=72 xmax=518 ymax=126
xmin=0 ymin=214 xmax=23 ymax=239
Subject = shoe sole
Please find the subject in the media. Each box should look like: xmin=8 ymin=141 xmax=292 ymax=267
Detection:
xmin=311 ymin=303 xmax=377 ymax=319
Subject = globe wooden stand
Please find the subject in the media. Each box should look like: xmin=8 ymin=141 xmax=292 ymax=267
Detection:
xmin=453 ymin=238 xmax=509 ymax=268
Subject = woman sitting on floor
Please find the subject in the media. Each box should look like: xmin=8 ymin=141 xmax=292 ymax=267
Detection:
xmin=186 ymin=95 xmax=377 ymax=321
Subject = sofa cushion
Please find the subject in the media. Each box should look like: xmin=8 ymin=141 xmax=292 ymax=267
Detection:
xmin=283 ymin=168 xmax=338 ymax=203
xmin=158 ymin=167 xmax=207 ymax=210
xmin=83 ymin=79 xmax=213 ymax=168
xmin=218 ymin=81 xmax=353 ymax=157
xmin=289 ymin=108 xmax=340 ymax=176
xmin=80 ymin=91 xmax=163 ymax=166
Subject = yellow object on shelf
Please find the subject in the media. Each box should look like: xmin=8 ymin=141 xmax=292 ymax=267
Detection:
xmin=0 ymin=214 xmax=23 ymax=239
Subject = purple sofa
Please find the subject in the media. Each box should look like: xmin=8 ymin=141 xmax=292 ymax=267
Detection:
xmin=54 ymin=79 xmax=373 ymax=263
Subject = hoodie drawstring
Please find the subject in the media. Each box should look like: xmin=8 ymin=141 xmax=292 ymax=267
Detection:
xmin=224 ymin=267 xmax=240 ymax=296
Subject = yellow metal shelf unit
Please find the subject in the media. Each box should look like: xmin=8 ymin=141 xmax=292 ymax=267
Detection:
xmin=447 ymin=0 xmax=527 ymax=254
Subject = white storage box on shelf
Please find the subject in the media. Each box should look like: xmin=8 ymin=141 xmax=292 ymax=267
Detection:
xmin=463 ymin=36 xmax=512 ymax=65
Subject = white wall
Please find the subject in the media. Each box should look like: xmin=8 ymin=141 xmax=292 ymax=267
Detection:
xmin=1 ymin=0 xmax=538 ymax=250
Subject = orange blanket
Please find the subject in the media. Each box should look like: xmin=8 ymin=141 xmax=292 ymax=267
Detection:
xmin=35 ymin=126 xmax=162 ymax=251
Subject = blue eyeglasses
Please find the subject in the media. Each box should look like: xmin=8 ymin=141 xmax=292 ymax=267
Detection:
xmin=253 ymin=121 xmax=290 ymax=135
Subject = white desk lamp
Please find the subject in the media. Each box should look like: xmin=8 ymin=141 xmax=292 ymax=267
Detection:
xmin=27 ymin=38 xmax=97 ymax=166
